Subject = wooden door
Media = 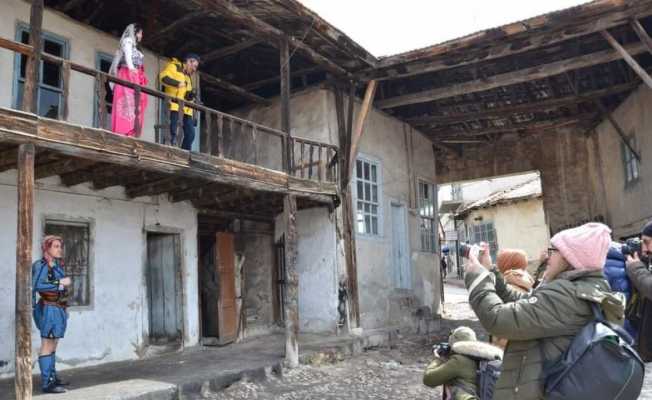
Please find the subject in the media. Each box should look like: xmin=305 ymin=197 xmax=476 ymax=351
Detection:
xmin=216 ymin=232 xmax=237 ymax=344
xmin=147 ymin=233 xmax=182 ymax=345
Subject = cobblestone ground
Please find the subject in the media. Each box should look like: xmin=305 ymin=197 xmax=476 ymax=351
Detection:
xmin=197 ymin=281 xmax=652 ymax=399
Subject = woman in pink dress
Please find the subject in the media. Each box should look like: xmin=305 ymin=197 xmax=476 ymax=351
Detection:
xmin=109 ymin=23 xmax=148 ymax=137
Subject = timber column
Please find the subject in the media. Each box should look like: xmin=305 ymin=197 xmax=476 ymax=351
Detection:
xmin=283 ymin=194 xmax=299 ymax=367
xmin=16 ymin=144 xmax=35 ymax=400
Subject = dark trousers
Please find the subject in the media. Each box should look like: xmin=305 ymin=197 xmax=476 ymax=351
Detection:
xmin=170 ymin=111 xmax=195 ymax=151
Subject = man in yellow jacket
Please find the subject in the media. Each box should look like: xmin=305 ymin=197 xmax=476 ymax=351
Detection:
xmin=159 ymin=54 xmax=200 ymax=150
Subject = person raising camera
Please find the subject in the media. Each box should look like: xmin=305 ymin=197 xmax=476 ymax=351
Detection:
xmin=423 ymin=326 xmax=502 ymax=400
xmin=625 ymin=220 xmax=652 ymax=360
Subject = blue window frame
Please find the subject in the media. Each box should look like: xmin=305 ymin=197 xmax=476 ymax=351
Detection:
xmin=13 ymin=23 xmax=69 ymax=119
xmin=94 ymin=52 xmax=114 ymax=129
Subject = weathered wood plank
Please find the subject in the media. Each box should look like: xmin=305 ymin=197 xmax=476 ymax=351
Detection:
xmin=144 ymin=11 xmax=205 ymax=44
xmin=15 ymin=144 xmax=35 ymax=400
xmin=22 ymin=0 xmax=43 ymax=115
xmin=280 ymin=37 xmax=292 ymax=172
xmin=283 ymin=194 xmax=299 ymax=367
xmin=200 ymin=72 xmax=271 ymax=105
xmin=601 ymin=30 xmax=652 ymax=88
xmin=35 ymin=158 xmax=96 ymax=180
xmin=201 ymin=39 xmax=261 ymax=63
xmin=349 ymin=81 xmax=377 ymax=174
xmin=632 ymin=19 xmax=652 ymax=55
xmin=377 ymin=41 xmax=647 ymax=109
xmin=363 ymin=1 xmax=652 ymax=81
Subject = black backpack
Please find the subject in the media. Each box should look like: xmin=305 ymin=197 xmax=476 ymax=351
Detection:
xmin=476 ymin=359 xmax=501 ymax=400
xmin=544 ymin=303 xmax=644 ymax=400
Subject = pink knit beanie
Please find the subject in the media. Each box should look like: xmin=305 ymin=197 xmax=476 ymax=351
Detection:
xmin=550 ymin=222 xmax=612 ymax=271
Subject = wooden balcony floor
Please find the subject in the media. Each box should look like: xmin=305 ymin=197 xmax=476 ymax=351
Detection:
xmin=0 ymin=107 xmax=337 ymax=219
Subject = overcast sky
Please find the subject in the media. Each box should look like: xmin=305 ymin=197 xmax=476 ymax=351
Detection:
xmin=298 ymin=0 xmax=591 ymax=57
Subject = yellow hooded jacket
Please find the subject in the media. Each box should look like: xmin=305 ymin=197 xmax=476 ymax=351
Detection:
xmin=159 ymin=58 xmax=193 ymax=116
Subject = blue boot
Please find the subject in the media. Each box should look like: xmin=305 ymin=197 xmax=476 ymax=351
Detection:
xmin=52 ymin=353 xmax=70 ymax=386
xmin=39 ymin=354 xmax=65 ymax=394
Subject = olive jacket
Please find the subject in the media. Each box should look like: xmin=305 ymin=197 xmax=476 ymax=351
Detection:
xmin=423 ymin=354 xmax=478 ymax=400
xmin=464 ymin=267 xmax=624 ymax=400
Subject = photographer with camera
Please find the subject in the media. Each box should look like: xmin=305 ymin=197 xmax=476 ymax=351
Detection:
xmin=423 ymin=326 xmax=502 ymax=400
xmin=463 ymin=223 xmax=629 ymax=399
xmin=625 ymin=220 xmax=652 ymax=360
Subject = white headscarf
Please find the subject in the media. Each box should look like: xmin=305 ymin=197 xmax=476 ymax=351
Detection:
xmin=109 ymin=24 xmax=138 ymax=88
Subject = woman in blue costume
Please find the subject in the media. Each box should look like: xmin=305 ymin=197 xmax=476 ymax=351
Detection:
xmin=32 ymin=235 xmax=72 ymax=394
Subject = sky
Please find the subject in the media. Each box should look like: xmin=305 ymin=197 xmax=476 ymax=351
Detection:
xmin=298 ymin=0 xmax=591 ymax=57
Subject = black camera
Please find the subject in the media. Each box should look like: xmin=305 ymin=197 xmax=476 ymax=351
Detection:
xmin=622 ymin=238 xmax=643 ymax=257
xmin=184 ymin=90 xmax=197 ymax=102
xmin=433 ymin=342 xmax=451 ymax=358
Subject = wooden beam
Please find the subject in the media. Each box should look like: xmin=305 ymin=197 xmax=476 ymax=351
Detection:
xmin=377 ymin=41 xmax=647 ymax=109
xmin=428 ymin=114 xmax=589 ymax=138
xmin=280 ymin=37 xmax=292 ymax=172
xmin=283 ymin=194 xmax=299 ymax=368
xmin=22 ymin=0 xmax=44 ymax=114
xmin=126 ymin=176 xmax=201 ymax=199
xmin=197 ymin=207 xmax=273 ymax=223
xmin=407 ymin=81 xmax=640 ymax=126
xmin=631 ymin=19 xmax=652 ymax=55
xmin=348 ymin=81 xmax=377 ymax=174
xmin=144 ymin=11 xmax=205 ymax=45
xmin=35 ymin=158 xmax=95 ymax=180
xmin=190 ymin=0 xmax=352 ymax=79
xmin=15 ymin=144 xmax=34 ymax=400
xmin=363 ymin=1 xmax=652 ymax=81
xmin=243 ymin=66 xmax=322 ymax=91
xmin=0 ymin=147 xmax=19 ymax=173
xmin=201 ymin=39 xmax=261 ymax=64
xmin=601 ymin=30 xmax=652 ymax=89
xmin=199 ymin=72 xmax=270 ymax=105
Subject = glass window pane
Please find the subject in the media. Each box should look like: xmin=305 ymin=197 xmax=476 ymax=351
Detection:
xmin=364 ymin=203 xmax=370 ymax=213
xmin=39 ymin=88 xmax=60 ymax=118
xmin=365 ymin=183 xmax=372 ymax=201
xmin=20 ymin=31 xmax=29 ymax=44
xmin=357 ymin=181 xmax=363 ymax=199
xmin=371 ymin=164 xmax=377 ymax=183
xmin=42 ymin=60 xmax=61 ymax=87
xmin=44 ymin=39 xmax=63 ymax=57
xmin=19 ymin=54 xmax=27 ymax=79
xmin=364 ymin=162 xmax=370 ymax=180
xmin=365 ymin=215 xmax=371 ymax=234
xmin=357 ymin=211 xmax=365 ymax=233
xmin=372 ymin=185 xmax=378 ymax=203
xmin=356 ymin=160 xmax=363 ymax=178
xmin=357 ymin=201 xmax=364 ymax=212
xmin=371 ymin=205 xmax=377 ymax=216
xmin=371 ymin=217 xmax=378 ymax=235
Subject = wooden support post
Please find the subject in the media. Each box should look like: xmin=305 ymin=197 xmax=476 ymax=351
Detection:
xmin=631 ymin=19 xmax=652 ymax=56
xmin=204 ymin=112 xmax=213 ymax=155
xmin=283 ymin=194 xmax=299 ymax=367
xmin=15 ymin=144 xmax=35 ymax=400
xmin=97 ymin=72 xmax=107 ymax=129
xmin=61 ymin=61 xmax=71 ymax=121
xmin=280 ymin=37 xmax=292 ymax=172
xmin=177 ymin=101 xmax=185 ymax=148
xmin=217 ymin=114 xmax=224 ymax=157
xmin=348 ymin=81 xmax=377 ymax=175
xmin=601 ymin=30 xmax=652 ymax=89
xmin=22 ymin=0 xmax=44 ymax=114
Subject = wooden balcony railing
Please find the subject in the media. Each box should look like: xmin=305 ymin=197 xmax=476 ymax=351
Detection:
xmin=0 ymin=36 xmax=339 ymax=184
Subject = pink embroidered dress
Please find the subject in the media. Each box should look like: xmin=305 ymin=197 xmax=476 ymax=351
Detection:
xmin=109 ymin=25 xmax=148 ymax=137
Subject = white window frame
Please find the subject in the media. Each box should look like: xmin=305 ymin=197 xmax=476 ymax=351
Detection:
xmin=418 ymin=179 xmax=437 ymax=253
xmin=354 ymin=154 xmax=382 ymax=238
xmin=622 ymin=134 xmax=640 ymax=187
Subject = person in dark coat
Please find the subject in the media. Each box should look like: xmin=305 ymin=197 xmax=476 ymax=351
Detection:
xmin=625 ymin=220 xmax=652 ymax=360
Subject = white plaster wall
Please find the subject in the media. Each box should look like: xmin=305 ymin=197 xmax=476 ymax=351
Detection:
xmin=462 ymin=199 xmax=550 ymax=265
xmin=0 ymin=172 xmax=198 ymax=377
xmin=0 ymin=0 xmax=166 ymax=143
xmin=274 ymin=207 xmax=339 ymax=333
xmin=250 ymin=86 xmax=441 ymax=331
xmin=592 ymin=84 xmax=652 ymax=238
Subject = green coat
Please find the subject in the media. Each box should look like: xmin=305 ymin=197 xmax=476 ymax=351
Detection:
xmin=423 ymin=354 xmax=478 ymax=400
xmin=464 ymin=268 xmax=624 ymax=400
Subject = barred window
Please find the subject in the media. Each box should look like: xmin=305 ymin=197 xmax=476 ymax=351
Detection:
xmin=44 ymin=220 xmax=91 ymax=307
xmin=419 ymin=181 xmax=437 ymax=252
xmin=355 ymin=158 xmax=380 ymax=236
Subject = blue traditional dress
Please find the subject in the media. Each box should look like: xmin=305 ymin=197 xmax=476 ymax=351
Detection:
xmin=32 ymin=258 xmax=68 ymax=390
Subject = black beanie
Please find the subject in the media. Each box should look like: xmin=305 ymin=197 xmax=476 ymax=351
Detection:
xmin=643 ymin=221 xmax=652 ymax=237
